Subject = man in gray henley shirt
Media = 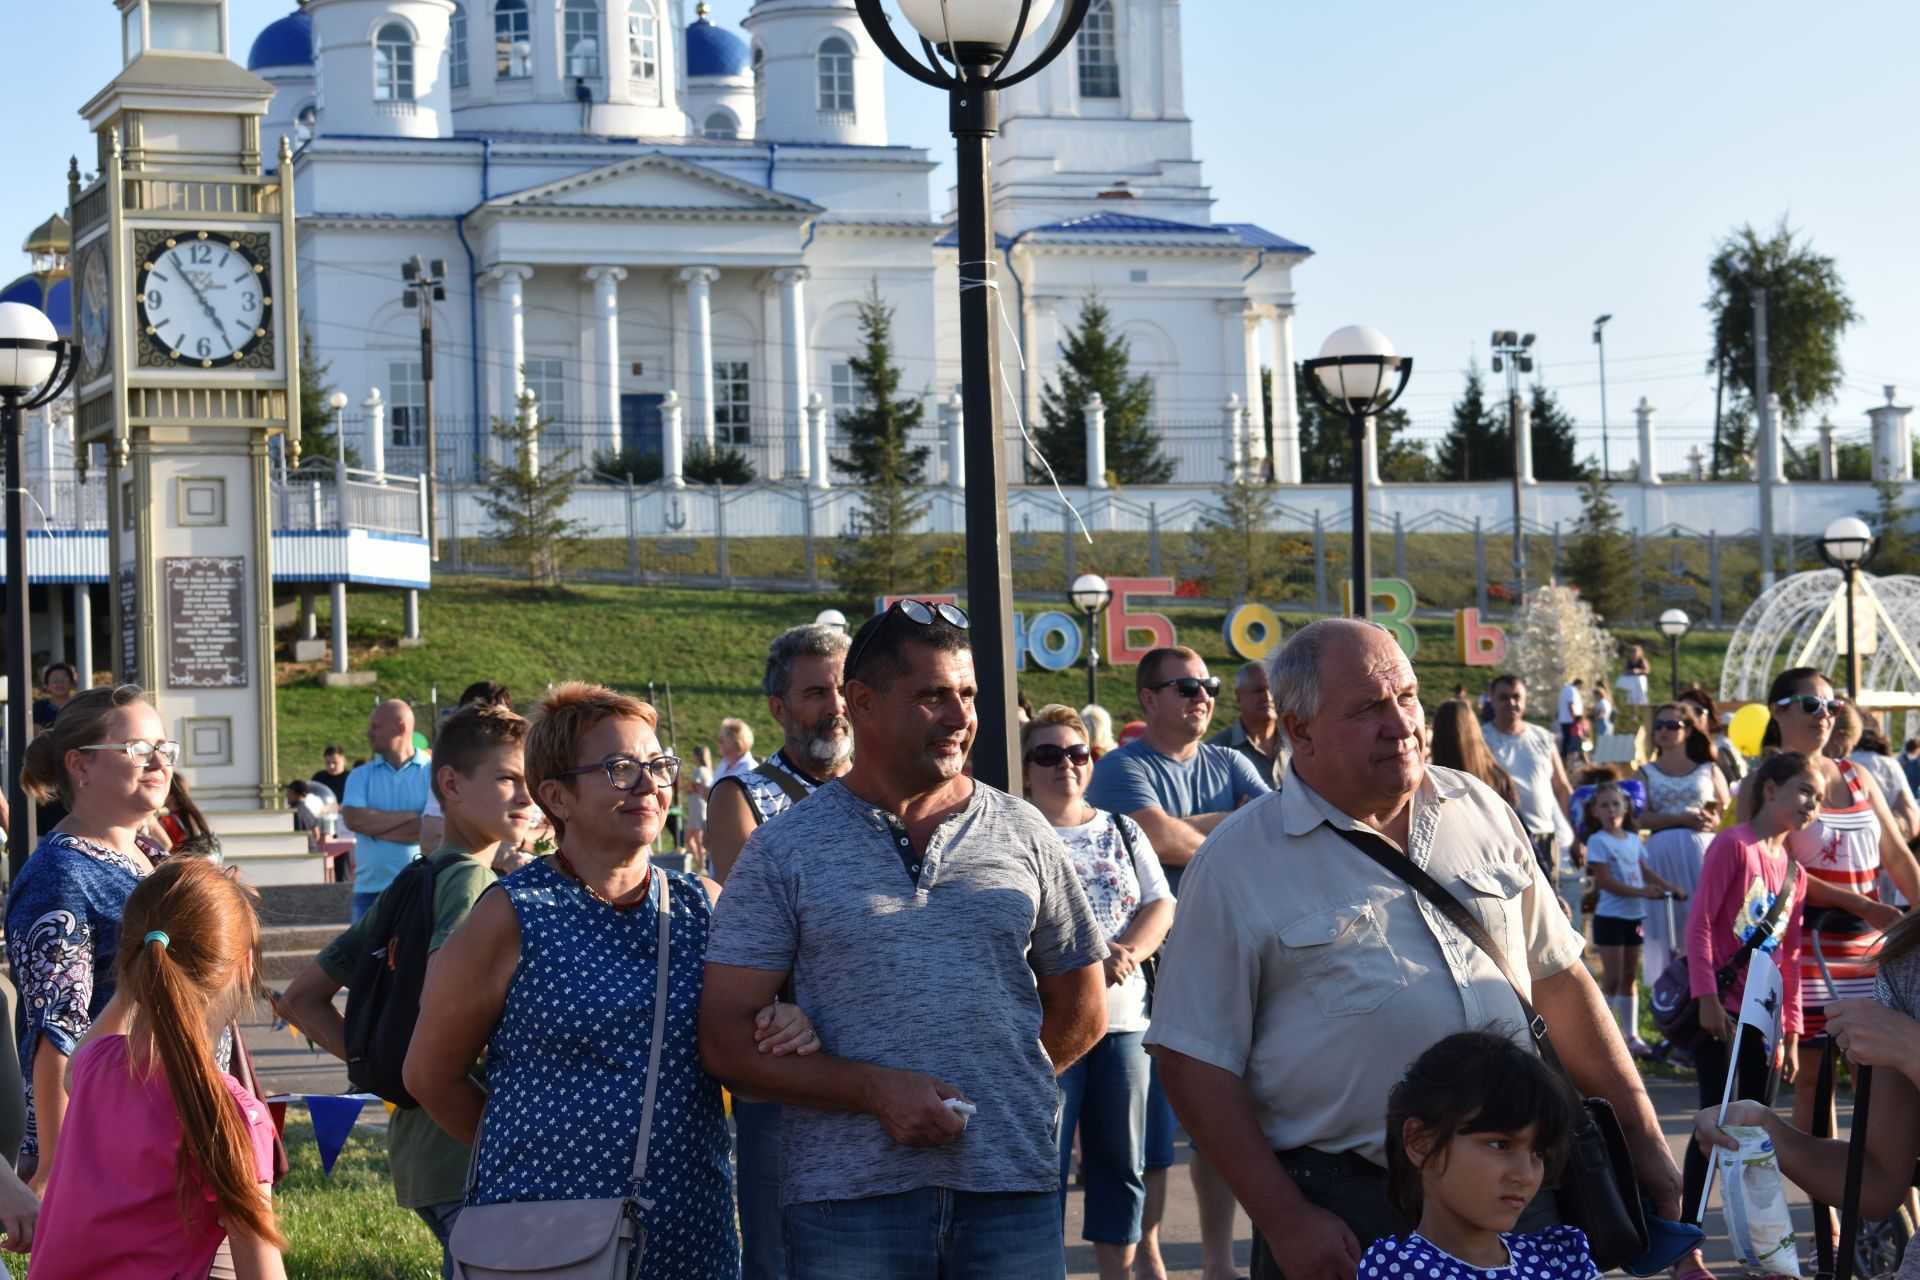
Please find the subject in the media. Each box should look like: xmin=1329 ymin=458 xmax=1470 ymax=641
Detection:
xmin=700 ymin=602 xmax=1109 ymax=1280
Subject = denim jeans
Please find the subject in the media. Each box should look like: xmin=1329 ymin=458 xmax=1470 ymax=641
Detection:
xmin=1143 ymin=1058 xmax=1176 ymax=1171
xmin=412 ymin=1200 xmax=462 ymax=1280
xmin=734 ymin=1098 xmax=787 ymax=1280
xmin=784 ymin=1187 xmax=1064 ymax=1280
xmin=351 ymin=889 xmax=382 ymax=922
xmin=1056 ymin=1030 xmax=1149 ymax=1245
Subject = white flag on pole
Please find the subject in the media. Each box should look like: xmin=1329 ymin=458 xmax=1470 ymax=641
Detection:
xmin=1734 ymin=948 xmax=1785 ymax=1055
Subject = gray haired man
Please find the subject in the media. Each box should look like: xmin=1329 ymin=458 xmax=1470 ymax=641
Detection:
xmin=1145 ymin=618 xmax=1681 ymax=1280
xmin=706 ymin=621 xmax=852 ymax=1280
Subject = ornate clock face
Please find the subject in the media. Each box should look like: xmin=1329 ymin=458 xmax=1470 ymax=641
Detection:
xmin=133 ymin=230 xmax=273 ymax=369
xmin=76 ymin=239 xmax=110 ymax=382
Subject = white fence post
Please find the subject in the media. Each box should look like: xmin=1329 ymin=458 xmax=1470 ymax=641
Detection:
xmin=1222 ymin=393 xmax=1243 ymax=480
xmin=661 ymin=390 xmax=685 ymax=489
xmin=943 ymin=385 xmax=965 ymax=488
xmin=1636 ymin=397 xmax=1659 ymax=485
xmin=1819 ymin=415 xmax=1837 ymax=480
xmin=1085 ymin=391 xmax=1108 ymax=489
xmin=1514 ymin=394 xmax=1535 ymax=486
xmin=1868 ymin=386 xmax=1914 ymax=481
xmin=808 ymin=392 xmax=831 ymax=491
xmin=363 ymin=388 xmax=387 ymax=478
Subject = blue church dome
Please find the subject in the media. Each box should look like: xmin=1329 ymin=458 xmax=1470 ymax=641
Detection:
xmin=248 ymin=9 xmax=314 ymax=72
xmin=0 ymin=275 xmax=72 ymax=337
xmin=687 ymin=7 xmax=749 ymax=78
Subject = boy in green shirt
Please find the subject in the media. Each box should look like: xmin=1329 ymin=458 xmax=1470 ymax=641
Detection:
xmin=278 ymin=704 xmax=536 ymax=1278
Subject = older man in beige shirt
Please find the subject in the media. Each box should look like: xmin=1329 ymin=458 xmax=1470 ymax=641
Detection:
xmin=1144 ymin=618 xmax=1681 ymax=1280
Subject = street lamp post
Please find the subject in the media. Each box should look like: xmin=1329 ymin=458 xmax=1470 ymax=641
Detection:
xmin=401 ymin=257 xmax=448 ymax=561
xmin=1593 ymin=314 xmax=1612 ymax=478
xmin=1820 ymin=516 xmax=1875 ymax=701
xmin=1491 ymin=330 xmax=1535 ymax=594
xmin=0 ymin=302 xmax=77 ymax=880
xmin=852 ymin=0 xmax=1092 ymax=794
xmin=1657 ymin=607 xmax=1691 ymax=700
xmin=1068 ymin=572 xmax=1111 ymax=708
xmin=1301 ymin=326 xmax=1412 ymax=619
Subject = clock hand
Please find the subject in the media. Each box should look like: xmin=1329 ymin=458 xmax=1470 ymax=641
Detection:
xmin=172 ymin=255 xmax=223 ymax=325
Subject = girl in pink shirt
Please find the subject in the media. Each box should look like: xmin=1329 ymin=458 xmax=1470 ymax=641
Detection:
xmin=1674 ymin=751 xmax=1819 ymax=1269
xmin=30 ymin=858 xmax=285 ymax=1280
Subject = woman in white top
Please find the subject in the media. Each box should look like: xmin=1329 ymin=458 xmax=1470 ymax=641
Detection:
xmin=1023 ymin=705 xmax=1174 ymax=1280
xmin=1836 ymin=708 xmax=1920 ymax=843
xmin=1637 ymin=702 xmax=1730 ymax=989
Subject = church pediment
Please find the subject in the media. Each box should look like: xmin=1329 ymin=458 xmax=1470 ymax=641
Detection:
xmin=481 ymin=153 xmax=822 ymax=220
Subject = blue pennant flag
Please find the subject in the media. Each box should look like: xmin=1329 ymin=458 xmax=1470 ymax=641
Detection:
xmin=306 ymin=1094 xmax=367 ymax=1175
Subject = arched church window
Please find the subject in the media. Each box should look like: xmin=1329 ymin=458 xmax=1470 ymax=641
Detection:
xmin=375 ymin=23 xmax=416 ymax=101
xmin=703 ymin=110 xmax=738 ymax=140
xmin=449 ymin=4 xmax=469 ymax=88
xmin=565 ymin=0 xmax=602 ymax=78
xmin=495 ymin=0 xmax=530 ymax=79
xmin=752 ymin=45 xmax=766 ymax=121
xmin=1078 ymin=0 xmax=1120 ymax=99
xmin=817 ymin=36 xmax=855 ymax=115
xmin=626 ymin=0 xmax=658 ymax=82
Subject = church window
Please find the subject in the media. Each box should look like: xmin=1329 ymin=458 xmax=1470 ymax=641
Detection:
xmin=703 ymin=111 xmax=738 ymax=140
xmin=828 ymin=360 xmax=858 ymax=447
xmin=525 ymin=359 xmax=569 ymax=422
xmin=1078 ymin=0 xmax=1121 ymax=100
xmin=375 ymin=24 xmax=416 ymax=102
xmin=565 ymin=0 xmax=602 ymax=78
xmin=495 ymin=0 xmax=531 ymax=79
xmin=388 ymin=360 xmax=427 ymax=448
xmin=714 ymin=361 xmax=752 ymax=445
xmin=752 ymin=46 xmax=766 ymax=122
xmin=449 ymin=4 xmax=469 ymax=88
xmin=817 ymin=36 xmax=855 ymax=116
xmin=626 ymin=1 xmax=658 ymax=82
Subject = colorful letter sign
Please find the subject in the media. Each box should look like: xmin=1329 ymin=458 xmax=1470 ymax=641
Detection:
xmin=1454 ymin=608 xmax=1507 ymax=666
xmin=1103 ymin=577 xmax=1177 ymax=666
xmin=1223 ymin=603 xmax=1284 ymax=662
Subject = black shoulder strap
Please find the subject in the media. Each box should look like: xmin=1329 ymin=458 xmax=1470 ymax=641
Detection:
xmin=753 ymin=758 xmax=813 ymax=808
xmin=1716 ymin=857 xmax=1799 ymax=986
xmin=1113 ymin=813 xmax=1139 ymax=861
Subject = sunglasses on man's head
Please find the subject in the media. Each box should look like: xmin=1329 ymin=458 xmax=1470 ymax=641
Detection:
xmin=846 ymin=599 xmax=970 ymax=682
xmin=1025 ymin=743 xmax=1091 ymax=768
xmin=1776 ymin=694 xmax=1843 ymax=717
xmin=1147 ymin=676 xmax=1222 ymax=700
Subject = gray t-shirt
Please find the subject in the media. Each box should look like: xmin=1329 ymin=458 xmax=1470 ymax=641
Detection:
xmin=705 ymin=778 xmax=1108 ymax=1206
xmin=1084 ymin=737 xmax=1271 ymax=890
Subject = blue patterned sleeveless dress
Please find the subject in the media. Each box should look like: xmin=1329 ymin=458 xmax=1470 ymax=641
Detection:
xmin=470 ymin=859 xmax=738 ymax=1279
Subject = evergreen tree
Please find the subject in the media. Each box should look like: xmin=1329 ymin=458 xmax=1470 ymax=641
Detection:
xmin=294 ymin=330 xmax=359 ymax=468
xmin=832 ymin=285 xmax=934 ymax=603
xmin=1436 ymin=363 xmax=1510 ymax=481
xmin=479 ymin=386 xmax=588 ymax=586
xmin=1562 ymin=471 xmax=1634 ymax=622
xmin=1198 ymin=468 xmax=1281 ymax=602
xmin=1527 ymin=382 xmax=1584 ymax=481
xmin=1036 ymin=296 xmax=1171 ymax=485
xmin=1863 ymin=479 xmax=1920 ymax=575
xmin=1283 ymin=365 xmax=1433 ymax=483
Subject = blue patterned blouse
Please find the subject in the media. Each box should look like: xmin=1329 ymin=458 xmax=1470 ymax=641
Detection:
xmin=5 ymin=832 xmax=150 ymax=1159
xmin=471 ymin=859 xmax=737 ymax=1279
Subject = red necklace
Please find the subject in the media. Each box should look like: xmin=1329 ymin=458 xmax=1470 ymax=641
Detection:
xmin=553 ymin=849 xmax=651 ymax=911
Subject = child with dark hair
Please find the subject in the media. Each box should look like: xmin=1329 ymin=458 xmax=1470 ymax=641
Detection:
xmin=1366 ymin=1029 xmax=1595 ymax=1280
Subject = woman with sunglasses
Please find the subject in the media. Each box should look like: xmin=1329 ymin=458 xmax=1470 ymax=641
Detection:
xmin=1022 ymin=705 xmax=1173 ymax=1280
xmin=1636 ymin=702 xmax=1729 ymax=991
xmin=405 ymin=682 xmax=817 ymax=1278
xmin=9 ymin=684 xmax=171 ymax=1188
xmin=1739 ymin=667 xmax=1920 ymax=1136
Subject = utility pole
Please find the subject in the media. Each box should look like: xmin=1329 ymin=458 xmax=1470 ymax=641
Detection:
xmin=1593 ymin=314 xmax=1612 ymax=478
xmin=1491 ymin=330 xmax=1535 ymax=595
xmin=1755 ymin=286 xmax=1774 ymax=590
xmin=402 ymin=257 xmax=448 ymax=561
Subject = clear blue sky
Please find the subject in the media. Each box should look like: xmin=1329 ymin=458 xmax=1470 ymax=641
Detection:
xmin=6 ymin=1 xmax=1917 ymax=461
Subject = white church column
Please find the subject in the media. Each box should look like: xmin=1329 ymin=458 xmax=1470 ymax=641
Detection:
xmin=774 ymin=267 xmax=811 ymax=480
xmin=1269 ymin=306 xmax=1301 ymax=484
xmin=1244 ymin=307 xmax=1269 ymax=475
xmin=680 ymin=266 xmax=719 ymax=450
xmin=585 ymin=267 xmax=627 ymax=457
xmin=488 ymin=264 xmax=533 ymax=431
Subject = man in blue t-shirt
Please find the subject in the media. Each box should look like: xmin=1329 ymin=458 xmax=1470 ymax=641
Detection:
xmin=1084 ymin=645 xmax=1270 ymax=1280
xmin=340 ymin=699 xmax=432 ymax=920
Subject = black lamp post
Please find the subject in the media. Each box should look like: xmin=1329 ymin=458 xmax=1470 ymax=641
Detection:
xmin=0 ymin=301 xmax=77 ymax=881
xmin=1819 ymin=516 xmax=1875 ymax=701
xmin=1657 ymin=608 xmax=1690 ymax=701
xmin=1301 ymin=326 xmax=1412 ymax=619
xmin=1068 ymin=572 xmax=1111 ymax=708
xmin=851 ymin=0 xmax=1092 ymax=793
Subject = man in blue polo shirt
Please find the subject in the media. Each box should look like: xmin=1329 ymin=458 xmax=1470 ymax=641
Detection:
xmin=340 ymin=699 xmax=432 ymax=920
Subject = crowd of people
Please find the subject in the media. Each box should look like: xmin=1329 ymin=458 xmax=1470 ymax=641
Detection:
xmin=3 ymin=615 xmax=1920 ymax=1279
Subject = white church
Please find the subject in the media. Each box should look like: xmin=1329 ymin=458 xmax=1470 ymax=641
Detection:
xmin=245 ymin=0 xmax=1311 ymax=485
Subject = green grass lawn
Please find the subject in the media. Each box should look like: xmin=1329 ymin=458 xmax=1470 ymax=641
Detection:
xmin=279 ymin=577 xmax=1736 ymax=780
xmin=3 ymin=1118 xmax=442 ymax=1279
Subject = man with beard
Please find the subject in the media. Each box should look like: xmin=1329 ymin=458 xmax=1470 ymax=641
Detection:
xmin=705 ymin=621 xmax=853 ymax=1280
xmin=1208 ymin=660 xmax=1284 ymax=789
xmin=700 ymin=601 xmax=1109 ymax=1279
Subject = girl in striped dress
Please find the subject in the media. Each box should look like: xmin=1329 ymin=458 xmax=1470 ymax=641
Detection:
xmin=1738 ymin=667 xmax=1920 ymax=1138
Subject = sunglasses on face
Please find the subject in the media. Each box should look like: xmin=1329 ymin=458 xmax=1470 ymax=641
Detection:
xmin=1025 ymin=743 xmax=1092 ymax=768
xmin=1147 ymin=676 xmax=1222 ymax=700
xmin=846 ymin=599 xmax=971 ymax=683
xmin=78 ymin=739 xmax=181 ymax=768
xmin=1776 ymin=695 xmax=1843 ymax=718
xmin=1652 ymin=719 xmax=1688 ymax=733
xmin=556 ymin=754 xmax=681 ymax=792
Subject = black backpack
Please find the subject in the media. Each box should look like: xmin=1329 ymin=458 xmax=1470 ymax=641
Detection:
xmin=343 ymin=849 xmax=464 ymax=1107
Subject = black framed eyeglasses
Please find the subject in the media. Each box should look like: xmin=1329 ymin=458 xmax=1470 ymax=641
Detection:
xmin=556 ymin=755 xmax=681 ymax=792
xmin=1024 ymin=743 xmax=1091 ymax=768
xmin=77 ymin=739 xmax=181 ymax=768
xmin=1146 ymin=676 xmax=1222 ymax=700
xmin=846 ymin=599 xmax=970 ymax=683
xmin=1776 ymin=695 xmax=1842 ymax=718
xmin=1651 ymin=719 xmax=1688 ymax=733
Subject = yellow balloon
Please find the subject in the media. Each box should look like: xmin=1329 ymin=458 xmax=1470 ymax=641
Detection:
xmin=1728 ymin=703 xmax=1771 ymax=759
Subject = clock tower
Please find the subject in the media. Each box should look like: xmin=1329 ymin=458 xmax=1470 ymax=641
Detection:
xmin=71 ymin=0 xmax=299 ymax=811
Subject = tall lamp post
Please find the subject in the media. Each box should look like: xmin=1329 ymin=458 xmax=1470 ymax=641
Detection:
xmin=1068 ymin=572 xmax=1111 ymax=708
xmin=1491 ymin=330 xmax=1535 ymax=594
xmin=852 ymin=0 xmax=1092 ymax=793
xmin=1302 ymin=325 xmax=1412 ymax=619
xmin=1657 ymin=608 xmax=1690 ymax=700
xmin=1820 ymin=516 xmax=1875 ymax=701
xmin=1593 ymin=314 xmax=1612 ymax=478
xmin=0 ymin=301 xmax=77 ymax=880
